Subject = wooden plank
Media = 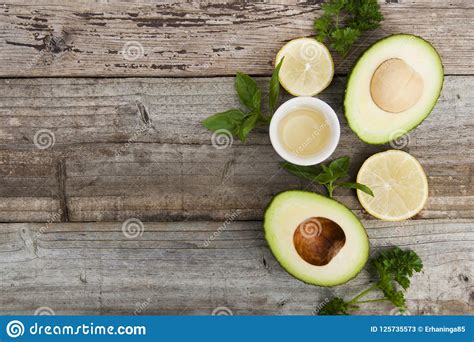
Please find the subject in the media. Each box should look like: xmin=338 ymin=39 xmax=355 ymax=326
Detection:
xmin=0 ymin=148 xmax=61 ymax=222
xmin=0 ymin=219 xmax=471 ymax=315
xmin=0 ymin=76 xmax=471 ymax=221
xmin=0 ymin=1 xmax=472 ymax=77
xmin=0 ymin=76 xmax=471 ymax=146
xmin=397 ymin=0 xmax=474 ymax=5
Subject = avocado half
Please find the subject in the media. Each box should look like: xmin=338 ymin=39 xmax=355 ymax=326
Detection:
xmin=263 ymin=190 xmax=369 ymax=286
xmin=345 ymin=34 xmax=444 ymax=144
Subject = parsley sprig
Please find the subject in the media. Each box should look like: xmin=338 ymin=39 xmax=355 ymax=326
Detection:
xmin=282 ymin=156 xmax=373 ymax=198
xmin=314 ymin=0 xmax=384 ymax=57
xmin=202 ymin=58 xmax=284 ymax=142
xmin=318 ymin=247 xmax=423 ymax=315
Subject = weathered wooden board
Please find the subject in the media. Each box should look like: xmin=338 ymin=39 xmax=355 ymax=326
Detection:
xmin=0 ymin=0 xmax=472 ymax=318
xmin=0 ymin=76 xmax=472 ymax=221
xmin=0 ymin=219 xmax=471 ymax=315
xmin=1 ymin=76 xmax=471 ymax=146
xmin=0 ymin=1 xmax=472 ymax=77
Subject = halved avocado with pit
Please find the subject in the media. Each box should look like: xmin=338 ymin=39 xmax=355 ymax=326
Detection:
xmin=345 ymin=34 xmax=444 ymax=144
xmin=263 ymin=190 xmax=369 ymax=286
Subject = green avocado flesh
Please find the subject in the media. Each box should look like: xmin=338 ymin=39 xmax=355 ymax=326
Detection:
xmin=345 ymin=34 xmax=444 ymax=144
xmin=263 ymin=190 xmax=369 ymax=286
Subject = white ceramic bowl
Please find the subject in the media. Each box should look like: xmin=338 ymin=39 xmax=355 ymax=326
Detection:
xmin=269 ymin=97 xmax=340 ymax=166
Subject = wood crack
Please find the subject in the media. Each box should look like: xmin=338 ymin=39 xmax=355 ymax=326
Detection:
xmin=57 ymin=159 xmax=70 ymax=222
xmin=136 ymin=100 xmax=152 ymax=126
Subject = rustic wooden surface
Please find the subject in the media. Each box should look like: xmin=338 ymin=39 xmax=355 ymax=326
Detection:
xmin=0 ymin=220 xmax=472 ymax=315
xmin=0 ymin=76 xmax=472 ymax=222
xmin=0 ymin=0 xmax=472 ymax=315
xmin=0 ymin=1 xmax=472 ymax=77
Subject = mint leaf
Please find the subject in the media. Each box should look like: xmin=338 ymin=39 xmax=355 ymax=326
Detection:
xmin=314 ymin=171 xmax=337 ymax=184
xmin=281 ymin=162 xmax=322 ymax=182
xmin=235 ymin=72 xmax=261 ymax=111
xmin=339 ymin=182 xmax=374 ymax=196
xmin=237 ymin=111 xmax=260 ymax=142
xmin=202 ymin=109 xmax=261 ymax=143
xmin=202 ymin=72 xmax=270 ymax=142
xmin=329 ymin=156 xmax=350 ymax=178
xmin=202 ymin=109 xmax=246 ymax=134
xmin=281 ymin=157 xmax=372 ymax=199
xmin=269 ymin=57 xmax=284 ymax=114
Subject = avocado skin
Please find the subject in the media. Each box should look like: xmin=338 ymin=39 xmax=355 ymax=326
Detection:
xmin=344 ymin=34 xmax=444 ymax=145
xmin=262 ymin=190 xmax=369 ymax=287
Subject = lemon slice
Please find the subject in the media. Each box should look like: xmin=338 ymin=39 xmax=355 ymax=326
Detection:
xmin=356 ymin=150 xmax=428 ymax=221
xmin=275 ymin=38 xmax=334 ymax=96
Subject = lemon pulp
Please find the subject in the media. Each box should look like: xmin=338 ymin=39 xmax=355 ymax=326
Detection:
xmin=357 ymin=150 xmax=428 ymax=221
xmin=275 ymin=38 xmax=334 ymax=96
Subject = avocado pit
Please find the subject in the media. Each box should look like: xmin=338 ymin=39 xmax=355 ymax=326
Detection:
xmin=293 ymin=217 xmax=346 ymax=266
xmin=370 ymin=58 xmax=424 ymax=113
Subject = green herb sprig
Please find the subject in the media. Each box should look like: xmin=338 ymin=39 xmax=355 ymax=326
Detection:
xmin=202 ymin=58 xmax=284 ymax=142
xmin=282 ymin=156 xmax=373 ymax=198
xmin=318 ymin=247 xmax=423 ymax=315
xmin=314 ymin=0 xmax=384 ymax=57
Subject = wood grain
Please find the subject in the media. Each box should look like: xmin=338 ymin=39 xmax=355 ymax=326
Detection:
xmin=0 ymin=1 xmax=472 ymax=77
xmin=0 ymin=0 xmax=472 ymax=317
xmin=0 ymin=219 xmax=471 ymax=315
xmin=0 ymin=76 xmax=471 ymax=222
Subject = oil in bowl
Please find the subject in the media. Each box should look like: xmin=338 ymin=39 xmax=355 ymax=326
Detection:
xmin=269 ymin=97 xmax=340 ymax=166
xmin=278 ymin=107 xmax=331 ymax=157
